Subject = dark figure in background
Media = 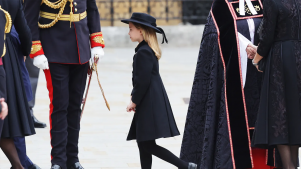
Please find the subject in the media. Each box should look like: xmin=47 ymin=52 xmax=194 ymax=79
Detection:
xmin=252 ymin=0 xmax=301 ymax=168
xmin=25 ymin=60 xmax=47 ymax=128
xmin=25 ymin=54 xmax=46 ymax=128
xmin=11 ymin=25 xmax=41 ymax=169
xmin=0 ymin=0 xmax=35 ymax=169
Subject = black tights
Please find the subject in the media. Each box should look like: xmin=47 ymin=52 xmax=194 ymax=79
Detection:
xmin=277 ymin=145 xmax=299 ymax=169
xmin=137 ymin=140 xmax=188 ymax=169
xmin=0 ymin=138 xmax=24 ymax=169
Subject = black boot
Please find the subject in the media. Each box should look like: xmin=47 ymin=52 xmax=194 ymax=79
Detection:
xmin=32 ymin=114 xmax=46 ymax=128
xmin=68 ymin=162 xmax=84 ymax=169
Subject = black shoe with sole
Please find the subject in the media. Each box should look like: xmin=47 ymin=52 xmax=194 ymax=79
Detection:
xmin=68 ymin=162 xmax=84 ymax=169
xmin=33 ymin=115 xmax=47 ymax=128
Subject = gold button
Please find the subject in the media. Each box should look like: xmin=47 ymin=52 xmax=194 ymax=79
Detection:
xmin=75 ymin=8 xmax=78 ymax=12
xmin=74 ymin=2 xmax=77 ymax=6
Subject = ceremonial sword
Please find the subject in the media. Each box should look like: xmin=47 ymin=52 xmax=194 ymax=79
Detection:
xmin=81 ymin=54 xmax=110 ymax=119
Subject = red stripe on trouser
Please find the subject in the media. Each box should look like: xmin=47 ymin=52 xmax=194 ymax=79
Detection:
xmin=248 ymin=148 xmax=275 ymax=169
xmin=44 ymin=69 xmax=54 ymax=160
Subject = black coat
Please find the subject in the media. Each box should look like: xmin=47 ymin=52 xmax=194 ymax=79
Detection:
xmin=0 ymin=0 xmax=32 ymax=57
xmin=24 ymin=0 xmax=101 ymax=64
xmin=0 ymin=6 xmax=6 ymax=121
xmin=127 ymin=41 xmax=180 ymax=142
xmin=0 ymin=10 xmax=5 ymax=62
xmin=0 ymin=0 xmax=35 ymax=138
xmin=252 ymin=0 xmax=301 ymax=148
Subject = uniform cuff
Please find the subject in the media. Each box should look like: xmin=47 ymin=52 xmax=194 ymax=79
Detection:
xmin=90 ymin=32 xmax=105 ymax=48
xmin=30 ymin=41 xmax=44 ymax=59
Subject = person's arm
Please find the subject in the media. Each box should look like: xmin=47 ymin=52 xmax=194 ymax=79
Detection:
xmin=87 ymin=0 xmax=105 ymax=48
xmin=131 ymin=49 xmax=154 ymax=106
xmin=14 ymin=1 xmax=32 ymax=57
xmin=256 ymin=0 xmax=278 ymax=58
xmin=23 ymin=0 xmax=48 ymax=69
xmin=23 ymin=0 xmax=44 ymax=58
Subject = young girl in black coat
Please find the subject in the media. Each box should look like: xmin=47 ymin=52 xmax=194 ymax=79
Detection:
xmin=122 ymin=13 xmax=197 ymax=169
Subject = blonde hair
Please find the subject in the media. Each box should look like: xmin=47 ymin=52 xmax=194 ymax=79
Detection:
xmin=133 ymin=22 xmax=162 ymax=60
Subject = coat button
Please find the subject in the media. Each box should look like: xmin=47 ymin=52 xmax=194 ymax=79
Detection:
xmin=75 ymin=8 xmax=78 ymax=12
xmin=74 ymin=2 xmax=77 ymax=6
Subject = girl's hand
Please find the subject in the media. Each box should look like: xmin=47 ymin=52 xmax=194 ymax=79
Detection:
xmin=126 ymin=100 xmax=136 ymax=113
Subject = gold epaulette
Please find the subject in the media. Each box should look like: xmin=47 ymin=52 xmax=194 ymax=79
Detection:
xmin=0 ymin=5 xmax=12 ymax=57
xmin=39 ymin=0 xmax=75 ymax=29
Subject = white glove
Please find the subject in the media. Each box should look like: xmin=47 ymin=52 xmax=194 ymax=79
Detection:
xmin=33 ymin=55 xmax=49 ymax=70
xmin=90 ymin=47 xmax=104 ymax=65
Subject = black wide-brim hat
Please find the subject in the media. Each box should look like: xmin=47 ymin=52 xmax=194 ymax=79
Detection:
xmin=121 ymin=13 xmax=168 ymax=44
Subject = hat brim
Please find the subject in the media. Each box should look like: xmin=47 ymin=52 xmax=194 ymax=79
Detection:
xmin=121 ymin=19 xmax=162 ymax=34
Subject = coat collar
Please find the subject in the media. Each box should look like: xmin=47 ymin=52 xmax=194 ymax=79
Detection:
xmin=135 ymin=40 xmax=148 ymax=53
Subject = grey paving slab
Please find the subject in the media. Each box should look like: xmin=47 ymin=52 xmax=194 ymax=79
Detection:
xmin=0 ymin=47 xmax=200 ymax=169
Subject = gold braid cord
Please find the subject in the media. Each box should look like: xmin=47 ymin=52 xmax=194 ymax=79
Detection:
xmin=39 ymin=0 xmax=73 ymax=29
xmin=92 ymin=55 xmax=110 ymax=111
xmin=0 ymin=6 xmax=12 ymax=57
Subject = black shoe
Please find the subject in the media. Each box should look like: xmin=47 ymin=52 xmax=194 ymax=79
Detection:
xmin=188 ymin=162 xmax=197 ymax=169
xmin=33 ymin=115 xmax=47 ymax=128
xmin=51 ymin=164 xmax=61 ymax=169
xmin=68 ymin=162 xmax=84 ymax=169
xmin=29 ymin=164 xmax=41 ymax=169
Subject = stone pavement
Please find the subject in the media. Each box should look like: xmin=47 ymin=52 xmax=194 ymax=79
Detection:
xmin=0 ymin=47 xmax=200 ymax=169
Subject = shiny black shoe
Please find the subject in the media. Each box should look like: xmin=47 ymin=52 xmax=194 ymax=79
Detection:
xmin=33 ymin=115 xmax=47 ymax=128
xmin=188 ymin=162 xmax=197 ymax=169
xmin=68 ymin=162 xmax=84 ymax=169
xmin=29 ymin=164 xmax=42 ymax=169
xmin=51 ymin=164 xmax=61 ymax=169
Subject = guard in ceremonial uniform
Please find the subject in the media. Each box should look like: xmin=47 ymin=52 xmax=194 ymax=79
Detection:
xmin=23 ymin=0 xmax=105 ymax=169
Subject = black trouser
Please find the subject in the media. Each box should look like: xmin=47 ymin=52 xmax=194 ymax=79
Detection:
xmin=44 ymin=63 xmax=89 ymax=169
xmin=0 ymin=65 xmax=6 ymax=137
xmin=137 ymin=140 xmax=188 ymax=169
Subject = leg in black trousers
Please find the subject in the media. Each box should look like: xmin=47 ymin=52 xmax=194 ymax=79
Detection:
xmin=66 ymin=63 xmax=89 ymax=167
xmin=137 ymin=140 xmax=188 ymax=169
xmin=45 ymin=63 xmax=89 ymax=169
xmin=45 ymin=64 xmax=70 ymax=168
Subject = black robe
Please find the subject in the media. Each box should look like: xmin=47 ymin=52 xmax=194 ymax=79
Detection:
xmin=180 ymin=0 xmax=282 ymax=168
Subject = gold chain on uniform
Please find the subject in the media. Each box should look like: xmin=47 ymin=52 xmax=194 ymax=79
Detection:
xmin=0 ymin=5 xmax=12 ymax=57
xmin=39 ymin=0 xmax=74 ymax=29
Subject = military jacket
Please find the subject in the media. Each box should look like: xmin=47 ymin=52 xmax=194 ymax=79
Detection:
xmin=24 ymin=0 xmax=105 ymax=64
